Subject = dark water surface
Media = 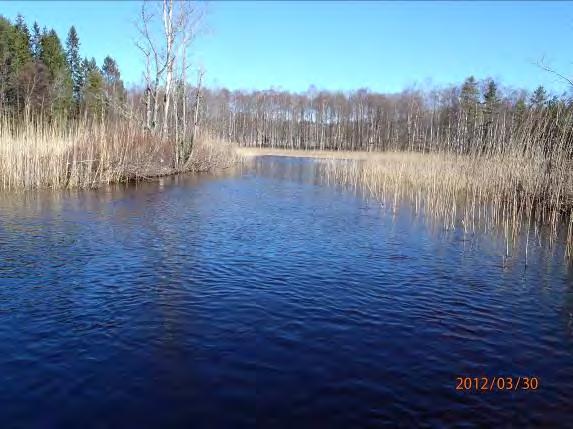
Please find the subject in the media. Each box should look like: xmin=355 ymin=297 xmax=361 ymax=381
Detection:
xmin=1 ymin=156 xmax=572 ymax=428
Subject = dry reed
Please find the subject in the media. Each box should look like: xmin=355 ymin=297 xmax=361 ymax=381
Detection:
xmin=240 ymin=146 xmax=573 ymax=261
xmin=0 ymin=116 xmax=238 ymax=190
xmin=318 ymin=150 xmax=573 ymax=262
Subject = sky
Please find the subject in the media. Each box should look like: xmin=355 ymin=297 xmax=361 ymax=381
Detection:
xmin=1 ymin=1 xmax=573 ymax=94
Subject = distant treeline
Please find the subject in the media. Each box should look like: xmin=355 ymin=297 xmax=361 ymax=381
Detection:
xmin=198 ymin=80 xmax=573 ymax=157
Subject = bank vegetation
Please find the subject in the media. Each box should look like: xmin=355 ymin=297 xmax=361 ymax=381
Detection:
xmin=0 ymin=1 xmax=237 ymax=191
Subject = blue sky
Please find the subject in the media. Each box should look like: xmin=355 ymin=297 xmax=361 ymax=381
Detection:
xmin=1 ymin=1 xmax=573 ymax=94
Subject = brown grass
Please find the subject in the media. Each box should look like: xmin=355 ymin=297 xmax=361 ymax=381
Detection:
xmin=0 ymin=116 xmax=238 ymax=190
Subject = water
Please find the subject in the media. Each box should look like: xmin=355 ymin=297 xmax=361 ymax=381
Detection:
xmin=0 ymin=156 xmax=572 ymax=427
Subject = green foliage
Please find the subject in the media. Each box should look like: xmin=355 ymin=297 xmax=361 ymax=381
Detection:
xmin=102 ymin=55 xmax=120 ymax=83
xmin=0 ymin=15 xmax=33 ymax=110
xmin=40 ymin=29 xmax=67 ymax=78
xmin=460 ymin=76 xmax=479 ymax=111
xmin=31 ymin=21 xmax=41 ymax=58
xmin=83 ymin=66 xmax=104 ymax=116
xmin=66 ymin=26 xmax=83 ymax=106
xmin=515 ymin=97 xmax=527 ymax=118
xmin=12 ymin=14 xmax=31 ymax=73
xmin=39 ymin=29 xmax=72 ymax=116
xmin=0 ymin=15 xmax=123 ymax=119
xmin=530 ymin=86 xmax=547 ymax=108
xmin=483 ymin=80 xmax=499 ymax=109
xmin=102 ymin=55 xmax=126 ymax=105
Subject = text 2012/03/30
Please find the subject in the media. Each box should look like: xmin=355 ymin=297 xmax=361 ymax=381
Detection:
xmin=456 ymin=376 xmax=540 ymax=392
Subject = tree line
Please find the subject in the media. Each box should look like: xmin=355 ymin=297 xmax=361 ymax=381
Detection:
xmin=196 ymin=78 xmax=573 ymax=158
xmin=0 ymin=14 xmax=125 ymax=121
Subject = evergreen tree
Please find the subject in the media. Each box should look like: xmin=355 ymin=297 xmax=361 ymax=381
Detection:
xmin=483 ymin=80 xmax=499 ymax=108
xmin=14 ymin=14 xmax=29 ymax=37
xmin=40 ymin=29 xmax=67 ymax=78
xmin=515 ymin=97 xmax=527 ymax=118
xmin=83 ymin=67 xmax=104 ymax=116
xmin=460 ymin=76 xmax=479 ymax=110
xmin=0 ymin=17 xmax=14 ymax=108
xmin=81 ymin=56 xmax=98 ymax=82
xmin=12 ymin=14 xmax=32 ymax=74
xmin=102 ymin=55 xmax=120 ymax=84
xmin=66 ymin=26 xmax=82 ymax=105
xmin=459 ymin=76 xmax=480 ymax=147
xmin=40 ymin=29 xmax=72 ymax=116
xmin=530 ymin=85 xmax=547 ymax=108
xmin=31 ymin=21 xmax=41 ymax=59
xmin=101 ymin=55 xmax=126 ymax=106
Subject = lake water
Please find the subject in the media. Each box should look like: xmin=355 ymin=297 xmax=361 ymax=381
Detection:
xmin=0 ymin=156 xmax=572 ymax=427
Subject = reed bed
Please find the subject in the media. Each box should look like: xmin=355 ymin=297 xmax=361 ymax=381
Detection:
xmin=0 ymin=116 xmax=238 ymax=190
xmin=318 ymin=149 xmax=573 ymax=261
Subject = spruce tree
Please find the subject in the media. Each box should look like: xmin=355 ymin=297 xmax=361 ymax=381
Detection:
xmin=530 ymin=86 xmax=547 ymax=108
xmin=12 ymin=14 xmax=32 ymax=74
xmin=40 ymin=29 xmax=72 ymax=116
xmin=483 ymin=80 xmax=499 ymax=117
xmin=66 ymin=26 xmax=82 ymax=105
xmin=31 ymin=21 xmax=41 ymax=59
xmin=460 ymin=76 xmax=479 ymax=110
xmin=102 ymin=56 xmax=120 ymax=83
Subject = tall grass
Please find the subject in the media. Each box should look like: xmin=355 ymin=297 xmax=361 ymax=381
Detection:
xmin=318 ymin=149 xmax=573 ymax=262
xmin=0 ymin=115 xmax=238 ymax=190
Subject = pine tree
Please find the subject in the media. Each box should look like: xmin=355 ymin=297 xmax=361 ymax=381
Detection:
xmin=102 ymin=55 xmax=120 ymax=84
xmin=14 ymin=14 xmax=30 ymax=43
xmin=530 ymin=86 xmax=547 ymax=108
xmin=101 ymin=55 xmax=125 ymax=106
xmin=66 ymin=26 xmax=82 ymax=105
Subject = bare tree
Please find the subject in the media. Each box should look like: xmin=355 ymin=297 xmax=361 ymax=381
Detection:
xmin=135 ymin=0 xmax=204 ymax=166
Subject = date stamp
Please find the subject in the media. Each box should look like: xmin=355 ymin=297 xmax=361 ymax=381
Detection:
xmin=455 ymin=376 xmax=540 ymax=392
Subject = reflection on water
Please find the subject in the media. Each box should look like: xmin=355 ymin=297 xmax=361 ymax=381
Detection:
xmin=0 ymin=156 xmax=572 ymax=427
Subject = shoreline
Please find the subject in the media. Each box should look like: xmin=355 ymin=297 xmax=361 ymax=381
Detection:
xmin=237 ymin=147 xmax=375 ymax=160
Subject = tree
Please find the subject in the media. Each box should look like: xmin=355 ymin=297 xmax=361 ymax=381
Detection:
xmin=40 ymin=30 xmax=67 ymax=78
xmin=136 ymin=0 xmax=204 ymax=147
xmin=12 ymin=14 xmax=32 ymax=75
xmin=483 ymin=80 xmax=499 ymax=109
xmin=101 ymin=55 xmax=126 ymax=114
xmin=530 ymin=85 xmax=547 ymax=108
xmin=40 ymin=29 xmax=72 ymax=116
xmin=66 ymin=26 xmax=83 ymax=106
xmin=31 ymin=21 xmax=41 ymax=58
xmin=460 ymin=76 xmax=479 ymax=110
xmin=102 ymin=55 xmax=120 ymax=84
xmin=83 ymin=66 xmax=104 ymax=117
